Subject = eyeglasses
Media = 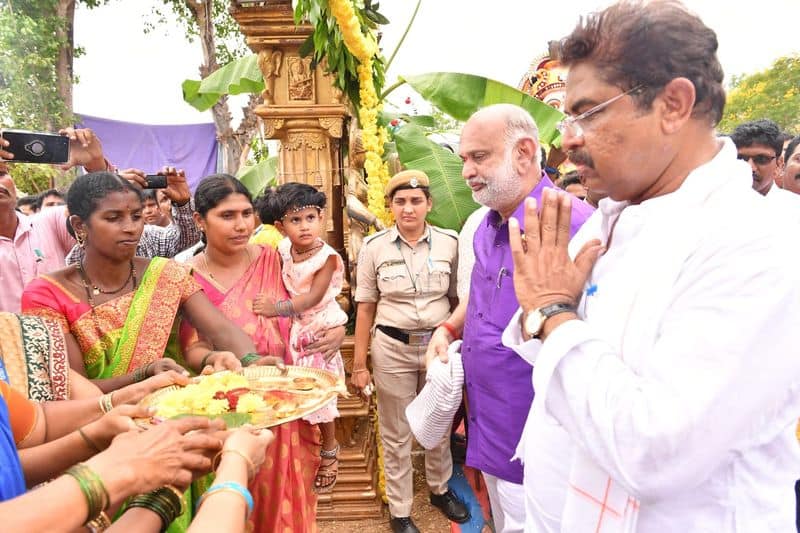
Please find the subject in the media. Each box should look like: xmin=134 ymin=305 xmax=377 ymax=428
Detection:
xmin=737 ymin=154 xmax=777 ymax=166
xmin=556 ymin=85 xmax=644 ymax=138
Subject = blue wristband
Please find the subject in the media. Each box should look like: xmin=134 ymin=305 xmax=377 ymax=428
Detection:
xmin=201 ymin=481 xmax=254 ymax=518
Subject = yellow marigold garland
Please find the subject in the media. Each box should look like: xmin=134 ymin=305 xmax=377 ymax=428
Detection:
xmin=330 ymin=0 xmax=393 ymax=227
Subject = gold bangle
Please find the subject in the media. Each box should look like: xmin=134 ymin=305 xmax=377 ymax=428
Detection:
xmin=163 ymin=485 xmax=187 ymax=518
xmin=351 ymin=368 xmax=369 ymax=374
xmin=98 ymin=393 xmax=114 ymax=414
xmin=219 ymin=449 xmax=256 ymax=480
xmin=86 ymin=511 xmax=111 ymax=532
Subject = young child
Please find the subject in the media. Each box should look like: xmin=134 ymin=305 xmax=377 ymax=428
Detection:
xmin=253 ymin=182 xmax=348 ymax=494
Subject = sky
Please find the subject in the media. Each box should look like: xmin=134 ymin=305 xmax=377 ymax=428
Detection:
xmin=73 ymin=0 xmax=800 ymax=126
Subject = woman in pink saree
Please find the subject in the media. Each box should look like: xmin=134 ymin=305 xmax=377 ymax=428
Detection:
xmin=180 ymin=175 xmax=345 ymax=532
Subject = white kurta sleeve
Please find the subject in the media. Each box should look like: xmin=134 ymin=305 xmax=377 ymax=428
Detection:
xmin=532 ymin=238 xmax=800 ymax=501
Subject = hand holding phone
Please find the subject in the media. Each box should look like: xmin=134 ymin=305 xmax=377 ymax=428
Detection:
xmin=0 ymin=130 xmax=70 ymax=164
xmin=144 ymin=174 xmax=168 ymax=189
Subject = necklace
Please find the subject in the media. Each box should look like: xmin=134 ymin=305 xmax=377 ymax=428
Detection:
xmin=291 ymin=240 xmax=324 ymax=257
xmin=77 ymin=259 xmax=137 ymax=296
xmin=203 ymin=247 xmax=253 ymax=282
xmin=75 ymin=260 xmax=138 ymax=361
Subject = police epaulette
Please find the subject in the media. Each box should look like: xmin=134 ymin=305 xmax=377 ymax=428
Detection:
xmin=430 ymin=226 xmax=459 ymax=240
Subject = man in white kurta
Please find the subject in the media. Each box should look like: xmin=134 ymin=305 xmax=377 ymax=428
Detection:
xmin=495 ymin=2 xmax=800 ymax=532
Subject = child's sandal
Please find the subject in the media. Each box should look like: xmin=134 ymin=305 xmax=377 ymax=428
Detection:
xmin=314 ymin=444 xmax=340 ymax=494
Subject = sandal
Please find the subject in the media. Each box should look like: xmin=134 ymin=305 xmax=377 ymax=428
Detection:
xmin=314 ymin=443 xmax=340 ymax=494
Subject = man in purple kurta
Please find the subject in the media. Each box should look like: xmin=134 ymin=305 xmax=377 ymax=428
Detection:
xmin=426 ymin=104 xmax=593 ymax=532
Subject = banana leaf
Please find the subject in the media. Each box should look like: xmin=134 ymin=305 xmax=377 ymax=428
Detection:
xmin=182 ymin=54 xmax=264 ymax=112
xmin=394 ymin=124 xmax=479 ymax=231
xmin=400 ymin=72 xmax=565 ymax=147
xmin=236 ymin=156 xmax=278 ymax=197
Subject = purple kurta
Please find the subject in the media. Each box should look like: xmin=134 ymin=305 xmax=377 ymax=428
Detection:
xmin=461 ymin=174 xmax=594 ymax=483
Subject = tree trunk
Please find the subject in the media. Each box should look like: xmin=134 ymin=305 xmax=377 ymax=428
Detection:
xmin=55 ymin=0 xmax=75 ymax=123
xmin=184 ymin=0 xmax=259 ymax=175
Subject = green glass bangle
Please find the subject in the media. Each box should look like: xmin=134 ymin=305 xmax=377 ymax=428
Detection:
xmin=65 ymin=463 xmax=109 ymax=524
xmin=240 ymin=353 xmax=261 ymax=367
xmin=128 ymin=487 xmax=184 ymax=531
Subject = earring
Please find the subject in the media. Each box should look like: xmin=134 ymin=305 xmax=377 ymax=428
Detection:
xmin=76 ymin=233 xmax=86 ymax=248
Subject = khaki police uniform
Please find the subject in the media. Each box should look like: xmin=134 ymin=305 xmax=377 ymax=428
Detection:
xmin=355 ymin=223 xmax=459 ymax=518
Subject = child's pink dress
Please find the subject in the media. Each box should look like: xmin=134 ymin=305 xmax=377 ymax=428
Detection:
xmin=279 ymin=237 xmax=348 ymax=424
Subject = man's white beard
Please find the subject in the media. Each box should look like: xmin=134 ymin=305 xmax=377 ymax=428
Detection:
xmin=472 ymin=154 xmax=525 ymax=212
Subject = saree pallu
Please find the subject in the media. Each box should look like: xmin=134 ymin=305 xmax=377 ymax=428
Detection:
xmin=21 ymin=258 xmax=200 ymax=378
xmin=180 ymin=245 xmax=321 ymax=533
xmin=0 ymin=313 xmax=69 ymax=401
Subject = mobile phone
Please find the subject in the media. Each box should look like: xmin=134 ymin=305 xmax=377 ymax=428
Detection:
xmin=143 ymin=174 xmax=167 ymax=189
xmin=0 ymin=129 xmax=69 ymax=164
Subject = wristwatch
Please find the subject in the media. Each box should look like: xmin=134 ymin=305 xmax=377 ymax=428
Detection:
xmin=522 ymin=302 xmax=576 ymax=339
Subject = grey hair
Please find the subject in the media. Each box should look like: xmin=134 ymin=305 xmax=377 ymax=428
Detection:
xmin=472 ymin=104 xmax=541 ymax=166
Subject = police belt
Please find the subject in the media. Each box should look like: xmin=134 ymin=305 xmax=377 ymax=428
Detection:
xmin=376 ymin=325 xmax=434 ymax=345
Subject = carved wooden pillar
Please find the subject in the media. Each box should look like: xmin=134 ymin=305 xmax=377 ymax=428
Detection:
xmin=231 ymin=0 xmax=382 ymax=521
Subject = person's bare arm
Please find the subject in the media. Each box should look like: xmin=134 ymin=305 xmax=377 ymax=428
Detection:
xmin=188 ymin=429 xmax=273 ymax=533
xmin=181 ymin=292 xmax=257 ymax=371
xmin=18 ymin=405 xmax=147 ymax=487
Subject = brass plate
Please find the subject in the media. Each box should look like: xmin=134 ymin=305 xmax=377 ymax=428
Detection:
xmin=136 ymin=366 xmax=346 ymax=429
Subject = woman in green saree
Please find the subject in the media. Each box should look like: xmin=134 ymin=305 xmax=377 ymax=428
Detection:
xmin=20 ymin=171 xmax=265 ymax=532
xmin=21 ymin=171 xmax=260 ymax=390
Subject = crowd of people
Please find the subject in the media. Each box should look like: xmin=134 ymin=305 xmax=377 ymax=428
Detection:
xmin=1 ymin=1 xmax=800 ymax=532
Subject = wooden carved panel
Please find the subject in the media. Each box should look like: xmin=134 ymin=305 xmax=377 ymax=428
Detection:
xmin=287 ymin=56 xmax=314 ymax=102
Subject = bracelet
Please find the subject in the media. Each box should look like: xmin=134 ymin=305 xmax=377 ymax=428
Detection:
xmin=132 ymin=362 xmax=152 ymax=383
xmin=197 ymin=481 xmax=254 ymax=519
xmin=65 ymin=463 xmax=109 ymax=524
xmin=439 ymin=321 xmax=460 ymax=340
xmin=127 ymin=486 xmax=185 ymax=529
xmin=98 ymin=393 xmax=114 ymax=414
xmin=214 ymin=449 xmax=256 ymax=480
xmin=85 ymin=511 xmax=111 ymax=532
xmin=275 ymin=299 xmax=296 ymax=317
xmin=351 ymin=368 xmax=369 ymax=374
xmin=78 ymin=427 xmax=102 ymax=453
xmin=200 ymin=351 xmax=215 ymax=369
xmin=239 ymin=353 xmax=261 ymax=367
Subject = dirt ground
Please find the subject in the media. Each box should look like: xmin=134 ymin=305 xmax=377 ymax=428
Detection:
xmin=318 ymin=452 xmax=451 ymax=533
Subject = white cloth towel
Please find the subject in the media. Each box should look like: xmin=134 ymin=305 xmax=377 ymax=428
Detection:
xmin=405 ymin=341 xmax=464 ymax=450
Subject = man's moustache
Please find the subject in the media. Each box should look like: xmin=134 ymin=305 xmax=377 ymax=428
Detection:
xmin=567 ymin=151 xmax=595 ymax=168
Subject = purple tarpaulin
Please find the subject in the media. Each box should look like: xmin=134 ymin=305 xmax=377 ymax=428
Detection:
xmin=78 ymin=114 xmax=218 ymax=191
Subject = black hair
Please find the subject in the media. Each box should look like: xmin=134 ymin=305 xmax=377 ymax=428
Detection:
xmin=34 ymin=188 xmax=64 ymax=211
xmin=785 ymin=136 xmax=800 ymax=163
xmin=193 ymin=174 xmax=252 ymax=245
xmin=141 ymin=189 xmax=158 ymax=202
xmin=730 ymin=119 xmax=784 ymax=157
xmin=255 ymin=182 xmax=326 ymax=225
xmin=560 ymin=170 xmax=582 ymax=188
xmin=560 ymin=0 xmax=726 ymax=126
xmin=194 ymin=173 xmax=252 ymax=218
xmin=67 ymin=171 xmax=142 ymax=224
xmin=16 ymin=196 xmax=38 ymax=211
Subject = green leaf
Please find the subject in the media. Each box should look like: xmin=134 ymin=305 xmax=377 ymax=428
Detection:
xmin=400 ymin=114 xmax=436 ymax=127
xmin=299 ymin=35 xmax=315 ymax=58
xmin=394 ymin=124 xmax=480 ymax=231
xmin=236 ymin=156 xmax=279 ymax=197
xmin=183 ymin=54 xmax=264 ymax=112
xmin=182 ymin=79 xmax=223 ymax=112
xmin=401 ymin=72 xmax=565 ymax=147
xmin=364 ymin=9 xmax=390 ymax=25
